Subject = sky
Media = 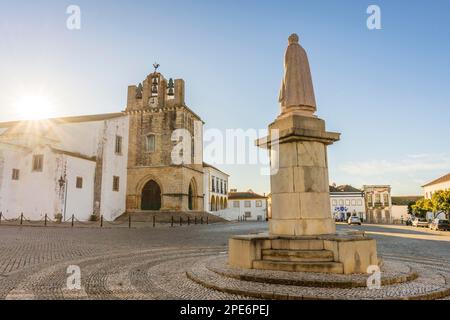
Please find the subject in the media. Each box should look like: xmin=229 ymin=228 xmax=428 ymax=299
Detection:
xmin=0 ymin=0 xmax=449 ymax=196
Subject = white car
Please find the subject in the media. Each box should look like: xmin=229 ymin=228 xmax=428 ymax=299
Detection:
xmin=412 ymin=218 xmax=429 ymax=228
xmin=348 ymin=216 xmax=362 ymax=225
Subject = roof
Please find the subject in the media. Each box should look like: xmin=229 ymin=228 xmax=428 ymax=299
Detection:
xmin=203 ymin=162 xmax=229 ymax=177
xmin=422 ymin=173 xmax=450 ymax=187
xmin=228 ymin=191 xmax=267 ymax=200
xmin=329 ymin=185 xmax=362 ymax=193
xmin=50 ymin=147 xmax=97 ymax=162
xmin=0 ymin=112 xmax=125 ymax=128
xmin=391 ymin=196 xmax=423 ymax=206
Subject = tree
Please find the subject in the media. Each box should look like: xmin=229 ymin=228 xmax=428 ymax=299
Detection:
xmin=411 ymin=198 xmax=433 ymax=218
xmin=431 ymin=190 xmax=450 ymax=219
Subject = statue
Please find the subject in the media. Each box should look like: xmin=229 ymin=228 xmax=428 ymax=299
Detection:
xmin=279 ymin=34 xmax=317 ymax=117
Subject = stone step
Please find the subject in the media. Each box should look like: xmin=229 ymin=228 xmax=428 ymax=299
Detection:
xmin=253 ymin=260 xmax=344 ymax=274
xmin=270 ymin=239 xmax=324 ymax=250
xmin=262 ymin=249 xmax=334 ymax=262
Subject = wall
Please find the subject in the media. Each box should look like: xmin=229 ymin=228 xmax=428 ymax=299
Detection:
xmin=99 ymin=117 xmax=129 ymax=221
xmin=227 ymin=199 xmax=267 ymax=221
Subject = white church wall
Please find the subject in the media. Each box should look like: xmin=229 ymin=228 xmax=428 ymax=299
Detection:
xmin=10 ymin=145 xmax=58 ymax=220
xmin=63 ymin=155 xmax=96 ymax=222
xmin=99 ymin=117 xmax=129 ymax=221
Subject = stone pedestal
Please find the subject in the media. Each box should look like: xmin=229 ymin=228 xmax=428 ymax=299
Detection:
xmin=265 ymin=114 xmax=340 ymax=236
xmin=228 ymin=114 xmax=379 ymax=275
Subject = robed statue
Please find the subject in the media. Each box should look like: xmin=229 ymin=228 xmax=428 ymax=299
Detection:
xmin=279 ymin=34 xmax=317 ymax=116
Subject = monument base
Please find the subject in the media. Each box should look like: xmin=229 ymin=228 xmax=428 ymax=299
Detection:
xmin=228 ymin=231 xmax=378 ymax=275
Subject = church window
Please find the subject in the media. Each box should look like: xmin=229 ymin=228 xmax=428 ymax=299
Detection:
xmin=32 ymin=155 xmax=44 ymax=172
xmin=113 ymin=176 xmax=120 ymax=192
xmin=12 ymin=169 xmax=20 ymax=180
xmin=115 ymin=135 xmax=123 ymax=155
xmin=76 ymin=177 xmax=83 ymax=189
xmin=146 ymin=134 xmax=156 ymax=152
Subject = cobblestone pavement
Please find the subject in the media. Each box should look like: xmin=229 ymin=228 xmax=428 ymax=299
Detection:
xmin=0 ymin=222 xmax=449 ymax=299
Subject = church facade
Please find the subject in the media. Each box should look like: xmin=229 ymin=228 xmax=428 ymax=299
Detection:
xmin=0 ymin=68 xmax=213 ymax=221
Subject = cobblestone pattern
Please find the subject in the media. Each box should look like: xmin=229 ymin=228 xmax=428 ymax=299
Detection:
xmin=187 ymin=256 xmax=450 ymax=300
xmin=0 ymin=223 xmax=449 ymax=300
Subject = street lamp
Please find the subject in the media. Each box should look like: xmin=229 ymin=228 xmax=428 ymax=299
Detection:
xmin=59 ymin=176 xmax=68 ymax=221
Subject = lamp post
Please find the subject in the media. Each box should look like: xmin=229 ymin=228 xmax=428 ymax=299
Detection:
xmin=59 ymin=176 xmax=68 ymax=221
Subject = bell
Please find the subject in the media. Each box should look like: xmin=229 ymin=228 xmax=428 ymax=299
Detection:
xmin=151 ymin=85 xmax=158 ymax=94
xmin=167 ymin=88 xmax=174 ymax=96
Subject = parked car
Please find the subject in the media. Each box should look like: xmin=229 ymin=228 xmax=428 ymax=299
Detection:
xmin=429 ymin=219 xmax=450 ymax=231
xmin=348 ymin=216 xmax=362 ymax=226
xmin=412 ymin=217 xmax=429 ymax=228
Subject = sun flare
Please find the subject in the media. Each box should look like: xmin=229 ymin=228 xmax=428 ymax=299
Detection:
xmin=14 ymin=94 xmax=55 ymax=120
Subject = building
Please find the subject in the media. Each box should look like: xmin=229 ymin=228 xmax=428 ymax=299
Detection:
xmin=227 ymin=190 xmax=268 ymax=221
xmin=423 ymin=173 xmax=450 ymax=200
xmin=329 ymin=185 xmax=366 ymax=221
xmin=0 ymin=114 xmax=129 ymax=221
xmin=391 ymin=196 xmax=422 ymax=223
xmin=203 ymin=163 xmax=229 ymax=212
xmin=0 ymin=66 xmax=223 ymax=221
xmin=364 ymin=185 xmax=392 ymax=223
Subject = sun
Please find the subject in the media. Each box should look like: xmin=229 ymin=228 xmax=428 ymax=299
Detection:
xmin=14 ymin=94 xmax=56 ymax=120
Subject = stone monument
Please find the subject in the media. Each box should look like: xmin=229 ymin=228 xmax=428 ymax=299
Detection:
xmin=228 ymin=34 xmax=379 ymax=274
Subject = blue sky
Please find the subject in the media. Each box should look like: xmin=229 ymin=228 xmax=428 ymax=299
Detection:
xmin=1 ymin=0 xmax=449 ymax=195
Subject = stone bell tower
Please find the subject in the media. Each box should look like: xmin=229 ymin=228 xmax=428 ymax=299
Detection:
xmin=125 ymin=65 xmax=204 ymax=213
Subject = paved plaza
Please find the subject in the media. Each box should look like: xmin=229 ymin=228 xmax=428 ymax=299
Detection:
xmin=0 ymin=222 xmax=449 ymax=299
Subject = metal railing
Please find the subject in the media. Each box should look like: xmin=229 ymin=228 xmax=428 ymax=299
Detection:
xmin=0 ymin=212 xmax=213 ymax=229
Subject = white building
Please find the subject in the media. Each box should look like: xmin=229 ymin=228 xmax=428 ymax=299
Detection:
xmin=423 ymin=173 xmax=450 ymax=200
xmin=226 ymin=190 xmax=268 ymax=222
xmin=364 ymin=185 xmax=392 ymax=223
xmin=329 ymin=185 xmax=366 ymax=221
xmin=0 ymin=113 xmax=129 ymax=222
xmin=203 ymin=163 xmax=229 ymax=212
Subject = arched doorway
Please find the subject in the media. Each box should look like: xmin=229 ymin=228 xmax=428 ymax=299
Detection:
xmin=141 ymin=180 xmax=161 ymax=210
xmin=188 ymin=178 xmax=197 ymax=211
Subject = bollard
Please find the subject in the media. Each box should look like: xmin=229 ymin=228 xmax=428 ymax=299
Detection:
xmin=71 ymin=215 xmax=74 ymax=228
xmin=194 ymin=216 xmax=197 ymax=225
xmin=153 ymin=215 xmax=156 ymax=228
xmin=207 ymin=216 xmax=209 ymax=225
xmin=188 ymin=216 xmax=190 ymax=226
xmin=129 ymin=215 xmax=131 ymax=229
xmin=20 ymin=213 xmax=23 ymax=225
xmin=0 ymin=212 xmax=2 ymax=225
xmin=100 ymin=215 xmax=103 ymax=228
xmin=180 ymin=216 xmax=182 ymax=226
xmin=201 ymin=217 xmax=204 ymax=225
xmin=171 ymin=216 xmax=174 ymax=227
xmin=44 ymin=214 xmax=47 ymax=227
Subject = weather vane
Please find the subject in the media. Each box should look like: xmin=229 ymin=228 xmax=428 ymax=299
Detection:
xmin=153 ymin=62 xmax=160 ymax=73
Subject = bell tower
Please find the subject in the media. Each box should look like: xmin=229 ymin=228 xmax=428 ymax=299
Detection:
xmin=124 ymin=65 xmax=204 ymax=213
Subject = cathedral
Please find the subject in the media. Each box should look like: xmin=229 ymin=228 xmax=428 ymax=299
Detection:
xmin=0 ymin=67 xmax=221 ymax=221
